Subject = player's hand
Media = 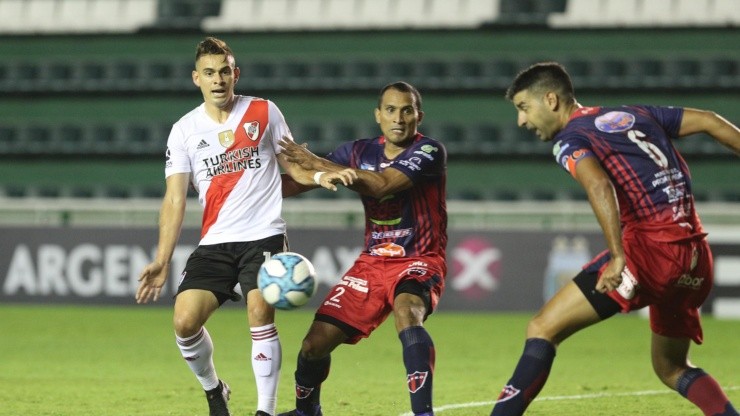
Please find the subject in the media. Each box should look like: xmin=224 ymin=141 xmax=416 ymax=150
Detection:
xmin=279 ymin=136 xmax=321 ymax=170
xmin=595 ymin=257 xmax=626 ymax=293
xmin=316 ymin=169 xmax=357 ymax=191
xmin=135 ymin=261 xmax=169 ymax=304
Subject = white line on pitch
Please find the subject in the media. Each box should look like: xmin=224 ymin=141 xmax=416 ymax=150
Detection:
xmin=398 ymin=385 xmax=740 ymax=416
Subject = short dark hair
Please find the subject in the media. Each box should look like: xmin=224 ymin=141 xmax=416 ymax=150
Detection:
xmin=195 ymin=37 xmax=235 ymax=64
xmin=378 ymin=81 xmax=422 ymax=111
xmin=505 ymin=62 xmax=575 ymax=104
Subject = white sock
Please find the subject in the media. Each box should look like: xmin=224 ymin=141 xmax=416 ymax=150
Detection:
xmin=251 ymin=323 xmax=282 ymax=415
xmin=176 ymin=327 xmax=220 ymax=391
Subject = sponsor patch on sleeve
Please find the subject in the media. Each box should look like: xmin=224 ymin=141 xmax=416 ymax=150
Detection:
xmin=595 ymin=111 xmax=636 ymax=133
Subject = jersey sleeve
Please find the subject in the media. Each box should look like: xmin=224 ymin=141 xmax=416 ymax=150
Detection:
xmin=552 ymin=132 xmax=594 ymax=178
xmin=326 ymin=141 xmax=354 ymax=166
xmin=265 ymin=100 xmax=292 ymax=154
xmin=164 ymin=122 xmax=191 ymax=178
xmin=392 ymin=138 xmax=446 ymax=183
xmin=642 ymin=105 xmax=684 ymax=139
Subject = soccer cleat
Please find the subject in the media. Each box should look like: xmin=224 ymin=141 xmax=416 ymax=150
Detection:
xmin=205 ymin=380 xmax=231 ymax=416
xmin=276 ymin=407 xmax=322 ymax=416
xmin=255 ymin=412 xmax=271 ymax=416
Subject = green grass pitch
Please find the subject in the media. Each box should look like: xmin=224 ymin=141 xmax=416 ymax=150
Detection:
xmin=0 ymin=304 xmax=737 ymax=415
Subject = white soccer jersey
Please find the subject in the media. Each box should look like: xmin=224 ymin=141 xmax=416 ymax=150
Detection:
xmin=165 ymin=95 xmax=291 ymax=245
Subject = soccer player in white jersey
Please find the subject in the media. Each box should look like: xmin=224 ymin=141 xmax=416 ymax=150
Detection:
xmin=135 ymin=37 xmax=333 ymax=416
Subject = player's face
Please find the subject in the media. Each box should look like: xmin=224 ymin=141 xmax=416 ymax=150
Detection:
xmin=511 ymin=89 xmax=558 ymax=142
xmin=192 ymin=54 xmax=239 ymax=110
xmin=374 ymin=88 xmax=424 ymax=150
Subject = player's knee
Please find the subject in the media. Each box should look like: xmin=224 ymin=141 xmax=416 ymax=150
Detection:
xmin=173 ymin=312 xmax=203 ymax=337
xmin=652 ymin=358 xmax=689 ymax=389
xmin=300 ymin=335 xmax=331 ymax=360
xmin=525 ymin=315 xmax=557 ymax=343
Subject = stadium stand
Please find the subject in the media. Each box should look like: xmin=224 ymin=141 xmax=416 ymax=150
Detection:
xmin=0 ymin=0 xmax=159 ymax=34
xmin=548 ymin=0 xmax=740 ymax=28
xmin=201 ymin=0 xmax=501 ymax=32
xmin=1 ymin=54 xmax=737 ymax=94
xmin=0 ymin=0 xmax=737 ymax=202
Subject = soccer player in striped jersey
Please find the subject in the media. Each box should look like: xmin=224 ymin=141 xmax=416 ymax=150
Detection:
xmin=490 ymin=62 xmax=739 ymax=416
xmin=134 ymin=37 xmax=335 ymax=416
xmin=277 ymin=81 xmax=447 ymax=416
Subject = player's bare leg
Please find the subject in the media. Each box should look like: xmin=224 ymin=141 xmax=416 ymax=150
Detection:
xmin=491 ymin=280 xmax=611 ymax=416
xmin=394 ymin=292 xmax=435 ymax=416
xmin=653 ymin=333 xmax=739 ymax=415
xmin=173 ymin=289 xmax=230 ymax=415
xmin=246 ymin=288 xmax=281 ymax=416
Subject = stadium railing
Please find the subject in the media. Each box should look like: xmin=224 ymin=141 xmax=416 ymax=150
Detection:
xmin=1 ymin=198 xmax=739 ymax=231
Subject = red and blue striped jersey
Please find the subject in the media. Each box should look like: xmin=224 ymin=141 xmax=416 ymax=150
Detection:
xmin=552 ymin=105 xmax=705 ymax=242
xmin=327 ymin=133 xmax=447 ymax=260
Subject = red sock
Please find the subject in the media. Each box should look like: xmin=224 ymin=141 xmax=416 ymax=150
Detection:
xmin=677 ymin=368 xmax=738 ymax=416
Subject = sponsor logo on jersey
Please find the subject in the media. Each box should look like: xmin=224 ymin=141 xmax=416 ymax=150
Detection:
xmin=360 ymin=163 xmax=376 ymax=171
xmin=370 ymin=242 xmax=406 ymax=257
xmin=595 ymin=111 xmax=636 ymax=133
xmin=561 ymin=149 xmax=589 ymax=175
xmin=338 ymin=275 xmax=369 ymax=293
xmin=218 ymin=130 xmax=235 ymax=148
xmin=414 ymin=149 xmax=435 ymax=160
xmin=420 ymin=144 xmax=438 ymax=154
xmin=676 ymin=274 xmax=704 ymax=289
xmin=165 ymin=147 xmax=172 ymax=168
xmin=406 ymin=371 xmax=429 ymax=393
xmin=243 ymin=121 xmax=260 ymax=141
xmin=196 ymin=139 xmax=209 ymax=149
xmin=371 ymin=228 xmax=412 ymax=239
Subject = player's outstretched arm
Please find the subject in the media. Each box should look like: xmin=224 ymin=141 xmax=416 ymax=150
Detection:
xmin=136 ymin=173 xmax=188 ymax=304
xmin=278 ymin=153 xmax=356 ymax=195
xmin=679 ymin=108 xmax=740 ymax=155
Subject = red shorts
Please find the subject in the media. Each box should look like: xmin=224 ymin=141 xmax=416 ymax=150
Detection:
xmin=588 ymin=233 xmax=713 ymax=344
xmin=315 ymin=254 xmax=446 ymax=344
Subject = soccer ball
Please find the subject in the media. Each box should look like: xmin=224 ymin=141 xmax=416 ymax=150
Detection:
xmin=258 ymin=252 xmax=318 ymax=310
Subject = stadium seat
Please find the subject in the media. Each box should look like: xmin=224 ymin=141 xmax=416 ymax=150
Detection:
xmin=22 ymin=0 xmax=57 ymax=34
xmin=88 ymin=125 xmax=120 ymax=154
xmin=0 ymin=0 xmax=26 ymax=34
xmin=590 ymin=59 xmax=628 ymax=88
xmin=498 ymin=0 xmax=566 ymax=25
xmin=709 ymin=0 xmax=740 ymax=26
xmin=665 ymin=58 xmax=702 ymax=87
xmin=111 ymin=61 xmax=142 ymax=90
xmin=57 ymin=125 xmax=87 ymax=154
xmin=56 ymin=0 xmax=91 ymax=32
xmin=627 ymin=59 xmax=665 ymax=88
xmin=156 ymin=0 xmax=221 ymax=29
xmin=704 ymin=58 xmax=738 ymax=88
xmin=318 ymin=0 xmax=358 ymax=30
xmin=453 ymin=60 xmax=486 ymax=89
xmin=380 ymin=61 xmax=415 ymax=86
xmin=0 ymin=62 xmax=12 ymax=90
xmin=346 ymin=61 xmax=382 ymax=89
xmin=547 ymin=0 xmax=604 ymax=27
xmin=0 ymin=126 xmax=20 ymax=153
xmin=559 ymin=58 xmax=592 ymax=88
xmin=482 ymin=59 xmax=519 ymax=89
